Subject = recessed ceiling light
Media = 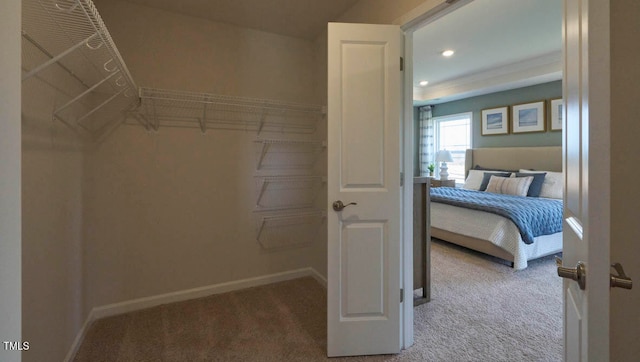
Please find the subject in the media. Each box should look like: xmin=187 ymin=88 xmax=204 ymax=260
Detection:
xmin=442 ymin=50 xmax=455 ymax=57
xmin=419 ymin=80 xmax=429 ymax=86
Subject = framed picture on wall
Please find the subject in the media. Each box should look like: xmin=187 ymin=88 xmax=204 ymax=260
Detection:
xmin=481 ymin=106 xmax=509 ymax=135
xmin=511 ymin=101 xmax=546 ymax=133
xmin=549 ymin=98 xmax=563 ymax=131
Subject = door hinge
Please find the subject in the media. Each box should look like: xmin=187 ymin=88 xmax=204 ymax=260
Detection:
xmin=400 ymin=288 xmax=404 ymax=303
xmin=400 ymin=172 xmax=404 ymax=187
xmin=400 ymin=57 xmax=404 ymax=71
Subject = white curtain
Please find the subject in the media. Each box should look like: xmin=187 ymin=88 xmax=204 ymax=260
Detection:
xmin=418 ymin=105 xmax=435 ymax=176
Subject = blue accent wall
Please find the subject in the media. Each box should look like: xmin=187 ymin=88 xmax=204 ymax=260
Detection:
xmin=433 ymin=81 xmax=562 ymax=148
xmin=414 ymin=80 xmax=562 ymax=175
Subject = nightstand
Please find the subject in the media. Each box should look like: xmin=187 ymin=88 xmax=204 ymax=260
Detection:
xmin=430 ymin=178 xmax=456 ymax=188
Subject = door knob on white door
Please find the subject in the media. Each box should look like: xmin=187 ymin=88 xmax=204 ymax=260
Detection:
xmin=556 ymin=256 xmax=586 ymax=290
xmin=332 ymin=200 xmax=357 ymax=211
xmin=610 ymin=262 xmax=633 ymax=289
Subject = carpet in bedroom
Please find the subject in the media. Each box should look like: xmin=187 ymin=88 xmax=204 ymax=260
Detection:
xmin=73 ymin=240 xmax=562 ymax=361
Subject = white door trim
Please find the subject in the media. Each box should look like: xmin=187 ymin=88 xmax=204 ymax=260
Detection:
xmin=396 ymin=0 xmax=474 ymax=349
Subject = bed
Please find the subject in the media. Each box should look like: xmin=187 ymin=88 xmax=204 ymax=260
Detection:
xmin=430 ymin=146 xmax=563 ymax=270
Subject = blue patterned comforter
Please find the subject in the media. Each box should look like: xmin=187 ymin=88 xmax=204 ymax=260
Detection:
xmin=430 ymin=187 xmax=563 ymax=244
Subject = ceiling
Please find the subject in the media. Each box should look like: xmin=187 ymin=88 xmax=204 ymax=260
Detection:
xmin=412 ymin=0 xmax=562 ymax=104
xmin=122 ymin=0 xmax=360 ymax=40
xmin=122 ymin=0 xmax=562 ymax=105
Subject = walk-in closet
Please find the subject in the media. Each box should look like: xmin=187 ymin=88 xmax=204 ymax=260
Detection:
xmin=20 ymin=1 xmax=329 ymax=360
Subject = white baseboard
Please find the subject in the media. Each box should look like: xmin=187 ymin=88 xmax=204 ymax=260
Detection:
xmin=64 ymin=267 xmax=326 ymax=361
xmin=91 ymin=267 xmax=321 ymax=320
xmin=308 ymin=267 xmax=327 ymax=288
xmin=63 ymin=309 xmax=96 ymax=362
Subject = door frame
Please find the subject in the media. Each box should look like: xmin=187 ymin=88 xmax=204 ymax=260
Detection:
xmin=394 ymin=0 xmax=474 ymax=348
xmin=396 ymin=1 xmax=611 ymax=359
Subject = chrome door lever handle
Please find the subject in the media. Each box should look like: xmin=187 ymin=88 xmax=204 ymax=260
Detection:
xmin=332 ymin=200 xmax=357 ymax=212
xmin=610 ymin=262 xmax=633 ymax=289
xmin=556 ymin=256 xmax=586 ymax=290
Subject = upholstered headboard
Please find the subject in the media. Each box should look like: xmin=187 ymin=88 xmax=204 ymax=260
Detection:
xmin=464 ymin=146 xmax=562 ymax=175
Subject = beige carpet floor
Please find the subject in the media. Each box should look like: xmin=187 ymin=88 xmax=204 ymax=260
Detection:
xmin=73 ymin=240 xmax=562 ymax=361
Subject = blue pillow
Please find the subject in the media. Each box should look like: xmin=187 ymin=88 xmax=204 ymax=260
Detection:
xmin=514 ymin=172 xmax=547 ymax=197
xmin=478 ymin=172 xmax=512 ymax=191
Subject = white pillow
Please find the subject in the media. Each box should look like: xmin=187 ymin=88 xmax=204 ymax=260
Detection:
xmin=486 ymin=175 xmax=533 ymax=197
xmin=463 ymin=169 xmax=512 ymax=190
xmin=519 ymin=169 xmax=563 ymax=199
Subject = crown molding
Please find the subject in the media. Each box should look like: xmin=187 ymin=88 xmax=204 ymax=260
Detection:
xmin=414 ymin=51 xmax=562 ymax=105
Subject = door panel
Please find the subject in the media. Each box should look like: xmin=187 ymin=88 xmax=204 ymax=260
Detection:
xmin=327 ymin=22 xmax=402 ymax=357
xmin=562 ymin=0 xmax=610 ymax=360
xmin=341 ymin=43 xmax=386 ymax=187
xmin=342 ymin=222 xmax=386 ymax=317
xmin=566 ymin=290 xmax=582 ymax=360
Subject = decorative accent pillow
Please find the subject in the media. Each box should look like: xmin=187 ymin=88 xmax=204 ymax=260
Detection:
xmin=463 ymin=169 xmax=509 ymax=190
xmin=485 ymin=175 xmax=534 ymax=196
xmin=519 ymin=169 xmax=563 ymax=199
xmin=478 ymin=172 xmax=512 ymax=191
xmin=514 ymin=172 xmax=547 ymax=197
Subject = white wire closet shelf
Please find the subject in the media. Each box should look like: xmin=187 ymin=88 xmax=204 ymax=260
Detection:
xmin=253 ymin=139 xmax=326 ymax=170
xmin=133 ymin=87 xmax=326 ymax=135
xmin=256 ymin=210 xmax=326 ymax=250
xmin=22 ymin=0 xmax=138 ymax=139
xmin=254 ymin=175 xmax=326 ymax=210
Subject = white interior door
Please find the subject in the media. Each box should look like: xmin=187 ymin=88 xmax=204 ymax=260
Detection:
xmin=327 ymin=22 xmax=403 ymax=357
xmin=561 ymin=0 xmax=610 ymax=360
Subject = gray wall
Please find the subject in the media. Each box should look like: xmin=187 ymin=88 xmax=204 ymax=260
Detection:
xmin=611 ymin=1 xmax=640 ymax=359
xmin=414 ymin=80 xmax=562 ymax=175
xmin=435 ymin=81 xmax=562 ymax=148
xmin=0 ymin=1 xmax=22 ymax=361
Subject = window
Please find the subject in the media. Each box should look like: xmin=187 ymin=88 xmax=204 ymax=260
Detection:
xmin=434 ymin=112 xmax=472 ymax=184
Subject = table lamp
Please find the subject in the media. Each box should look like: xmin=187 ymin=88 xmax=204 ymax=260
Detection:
xmin=435 ymin=150 xmax=454 ymax=180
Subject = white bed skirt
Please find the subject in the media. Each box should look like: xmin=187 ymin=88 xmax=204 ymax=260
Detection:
xmin=431 ymin=202 xmax=563 ymax=270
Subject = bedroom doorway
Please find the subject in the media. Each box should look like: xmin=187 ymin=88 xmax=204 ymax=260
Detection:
xmin=327 ymin=0 xmax=631 ymax=358
xmin=406 ymin=0 xmax=566 ymax=359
